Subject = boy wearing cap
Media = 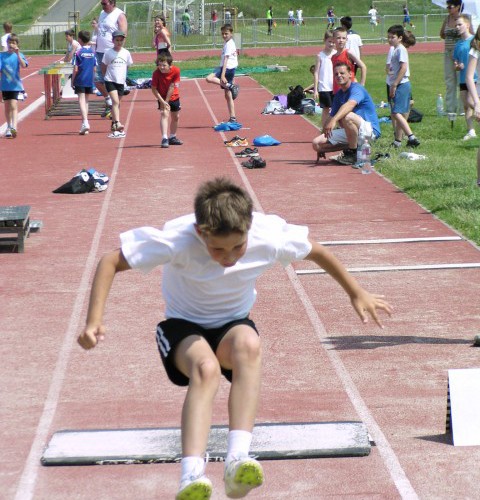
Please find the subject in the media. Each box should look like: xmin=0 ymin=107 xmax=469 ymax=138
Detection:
xmin=101 ymin=30 xmax=133 ymax=138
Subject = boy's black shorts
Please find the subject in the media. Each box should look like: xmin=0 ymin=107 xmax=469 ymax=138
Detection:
xmin=74 ymin=86 xmax=95 ymax=94
xmin=318 ymin=90 xmax=334 ymax=109
xmin=105 ymin=81 xmax=125 ymax=96
xmin=156 ymin=317 xmax=258 ymax=386
xmin=158 ymin=98 xmax=181 ymax=112
xmin=2 ymin=91 xmax=20 ymax=101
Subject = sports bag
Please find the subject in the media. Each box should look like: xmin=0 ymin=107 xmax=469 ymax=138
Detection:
xmin=287 ymin=85 xmax=305 ymax=110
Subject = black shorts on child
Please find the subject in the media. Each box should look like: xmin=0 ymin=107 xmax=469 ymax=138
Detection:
xmin=2 ymin=91 xmax=20 ymax=101
xmin=105 ymin=80 xmax=125 ymax=96
xmin=318 ymin=91 xmax=334 ymax=109
xmin=156 ymin=317 xmax=258 ymax=386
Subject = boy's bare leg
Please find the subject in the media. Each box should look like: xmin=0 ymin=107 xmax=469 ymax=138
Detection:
xmin=224 ymin=89 xmax=235 ymax=118
xmin=6 ymin=100 xmax=17 ymax=129
xmin=216 ymin=324 xmax=262 ymax=431
xmin=392 ymin=112 xmax=413 ymax=137
xmin=109 ymin=90 xmax=121 ymax=123
xmin=160 ymin=107 xmax=170 ymax=138
xmin=170 ymin=111 xmax=180 ymax=137
xmin=174 ymin=336 xmax=221 ymax=456
xmin=78 ymin=93 xmax=88 ymax=123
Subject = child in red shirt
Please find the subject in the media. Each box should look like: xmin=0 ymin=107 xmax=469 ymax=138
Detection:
xmin=151 ymin=53 xmax=183 ymax=148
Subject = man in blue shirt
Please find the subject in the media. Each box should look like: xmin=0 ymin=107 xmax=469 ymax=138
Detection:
xmin=312 ymin=61 xmax=380 ymax=165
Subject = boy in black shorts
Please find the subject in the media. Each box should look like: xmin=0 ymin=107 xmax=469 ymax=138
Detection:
xmin=151 ymin=53 xmax=183 ymax=148
xmin=101 ymin=30 xmax=133 ymax=138
xmin=72 ymin=30 xmax=96 ymax=135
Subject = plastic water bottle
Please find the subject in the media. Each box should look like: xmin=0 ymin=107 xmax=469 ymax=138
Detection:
xmin=356 ymin=129 xmax=365 ymax=167
xmin=360 ymin=140 xmax=372 ymax=175
xmin=436 ymin=94 xmax=444 ymax=116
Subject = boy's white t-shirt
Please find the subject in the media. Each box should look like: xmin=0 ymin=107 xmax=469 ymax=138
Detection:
xmin=103 ymin=47 xmax=133 ymax=83
xmin=120 ymin=212 xmax=312 ymax=328
xmin=317 ymin=49 xmax=336 ymax=92
xmin=469 ymin=47 xmax=480 ymax=93
xmin=387 ymin=44 xmax=409 ymax=86
xmin=221 ymin=38 xmax=238 ymax=69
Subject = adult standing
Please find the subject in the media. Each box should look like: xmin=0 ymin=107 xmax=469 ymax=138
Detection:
xmin=95 ymin=0 xmax=128 ymax=113
xmin=312 ymin=61 xmax=380 ymax=165
xmin=440 ymin=0 xmax=462 ymax=114
xmin=267 ymin=6 xmax=273 ymax=35
xmin=181 ymin=8 xmax=190 ymax=37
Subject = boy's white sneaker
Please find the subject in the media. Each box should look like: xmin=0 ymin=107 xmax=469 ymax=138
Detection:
xmin=463 ymin=129 xmax=477 ymax=141
xmin=224 ymin=457 xmax=264 ymax=498
xmin=175 ymin=475 xmax=212 ymax=500
xmin=79 ymin=124 xmax=90 ymax=135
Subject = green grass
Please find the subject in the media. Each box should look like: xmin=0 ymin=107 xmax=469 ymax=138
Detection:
xmin=134 ymin=51 xmax=480 ymax=245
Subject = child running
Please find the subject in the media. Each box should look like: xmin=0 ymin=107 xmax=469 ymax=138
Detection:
xmin=0 ymin=34 xmax=27 ymax=138
xmin=101 ymin=29 xmax=133 ymax=138
xmin=77 ymin=177 xmax=392 ymax=500
xmin=387 ymin=25 xmax=420 ymax=148
xmin=313 ymin=30 xmax=336 ymax=129
xmin=206 ymin=24 xmax=239 ymax=123
xmin=72 ymin=30 xmax=97 ymax=136
xmin=151 ymin=52 xmax=183 ymax=148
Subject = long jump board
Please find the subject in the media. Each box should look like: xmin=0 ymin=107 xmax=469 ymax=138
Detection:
xmin=41 ymin=421 xmax=370 ymax=466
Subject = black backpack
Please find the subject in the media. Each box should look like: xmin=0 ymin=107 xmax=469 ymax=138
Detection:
xmin=287 ymin=85 xmax=305 ymax=110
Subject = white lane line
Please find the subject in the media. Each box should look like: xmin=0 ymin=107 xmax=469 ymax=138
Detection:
xmin=194 ymin=77 xmax=419 ymax=500
xmin=297 ymin=263 xmax=480 ymax=275
xmin=320 ymin=236 xmax=463 ymax=245
xmin=14 ymin=90 xmax=139 ymax=500
xmin=0 ymin=96 xmax=45 ymax=134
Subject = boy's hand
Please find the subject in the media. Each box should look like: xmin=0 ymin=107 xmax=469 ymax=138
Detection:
xmin=78 ymin=324 xmax=106 ymax=350
xmin=350 ymin=290 xmax=392 ymax=328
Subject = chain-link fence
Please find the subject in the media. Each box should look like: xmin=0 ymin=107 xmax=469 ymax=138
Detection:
xmin=14 ymin=14 xmax=447 ymax=54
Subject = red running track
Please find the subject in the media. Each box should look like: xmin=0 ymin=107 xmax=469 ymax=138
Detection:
xmin=2 ymin=42 xmax=480 ymax=500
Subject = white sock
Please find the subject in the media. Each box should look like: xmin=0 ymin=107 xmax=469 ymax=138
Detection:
xmin=226 ymin=430 xmax=252 ymax=467
xmin=163 ymin=135 xmax=168 ymax=140
xmin=180 ymin=456 xmax=205 ymax=483
xmin=169 ymin=133 xmax=176 ymax=139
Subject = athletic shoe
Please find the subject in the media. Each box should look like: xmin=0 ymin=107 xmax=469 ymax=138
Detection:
xmin=169 ymin=136 xmax=183 ymax=145
xmin=101 ymin=106 xmax=112 ymax=119
xmin=406 ymin=137 xmax=420 ymax=148
xmin=225 ymin=136 xmax=248 ymax=147
xmin=224 ymin=457 xmax=264 ymax=498
xmin=242 ymin=157 xmax=266 ymax=169
xmin=235 ymin=147 xmax=259 ymax=158
xmin=335 ymin=149 xmax=357 ymax=165
xmin=108 ymin=131 xmax=126 ymax=139
xmin=79 ymin=124 xmax=90 ymax=135
xmin=176 ymin=475 xmax=212 ymax=500
xmin=161 ymin=138 xmax=169 ymax=148
xmin=10 ymin=128 xmax=17 ymax=138
xmin=463 ymin=129 xmax=477 ymax=141
xmin=390 ymin=140 xmax=402 ymax=149
xmin=5 ymin=128 xmax=12 ymax=139
xmin=229 ymin=84 xmax=240 ymax=100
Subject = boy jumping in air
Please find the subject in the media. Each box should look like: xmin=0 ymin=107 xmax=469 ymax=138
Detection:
xmin=206 ymin=24 xmax=239 ymax=123
xmin=78 ymin=177 xmax=392 ymax=500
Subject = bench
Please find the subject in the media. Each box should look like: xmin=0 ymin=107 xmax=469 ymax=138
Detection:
xmin=0 ymin=205 xmax=32 ymax=253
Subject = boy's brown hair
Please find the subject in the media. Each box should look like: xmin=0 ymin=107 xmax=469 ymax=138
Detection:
xmin=156 ymin=52 xmax=173 ymax=66
xmin=3 ymin=22 xmax=13 ymax=33
xmin=194 ymin=178 xmax=253 ymax=236
xmin=8 ymin=33 xmax=19 ymax=45
xmin=221 ymin=23 xmax=233 ymax=33
xmin=77 ymin=30 xmax=91 ymax=44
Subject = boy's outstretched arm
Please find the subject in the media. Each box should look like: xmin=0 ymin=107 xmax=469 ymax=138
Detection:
xmin=304 ymin=240 xmax=392 ymax=327
xmin=78 ymin=249 xmax=131 ymax=350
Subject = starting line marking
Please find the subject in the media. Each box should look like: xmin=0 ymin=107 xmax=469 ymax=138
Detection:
xmin=297 ymin=263 xmax=480 ymax=275
xmin=41 ymin=422 xmax=370 ymax=466
xmin=319 ymin=236 xmax=462 ymax=246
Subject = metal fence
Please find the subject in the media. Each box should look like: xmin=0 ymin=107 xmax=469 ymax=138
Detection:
xmin=15 ymin=14 xmax=447 ymax=54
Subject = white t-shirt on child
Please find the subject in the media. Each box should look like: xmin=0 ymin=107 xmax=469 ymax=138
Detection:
xmin=120 ymin=212 xmax=312 ymax=328
xmin=221 ymin=38 xmax=238 ymax=70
